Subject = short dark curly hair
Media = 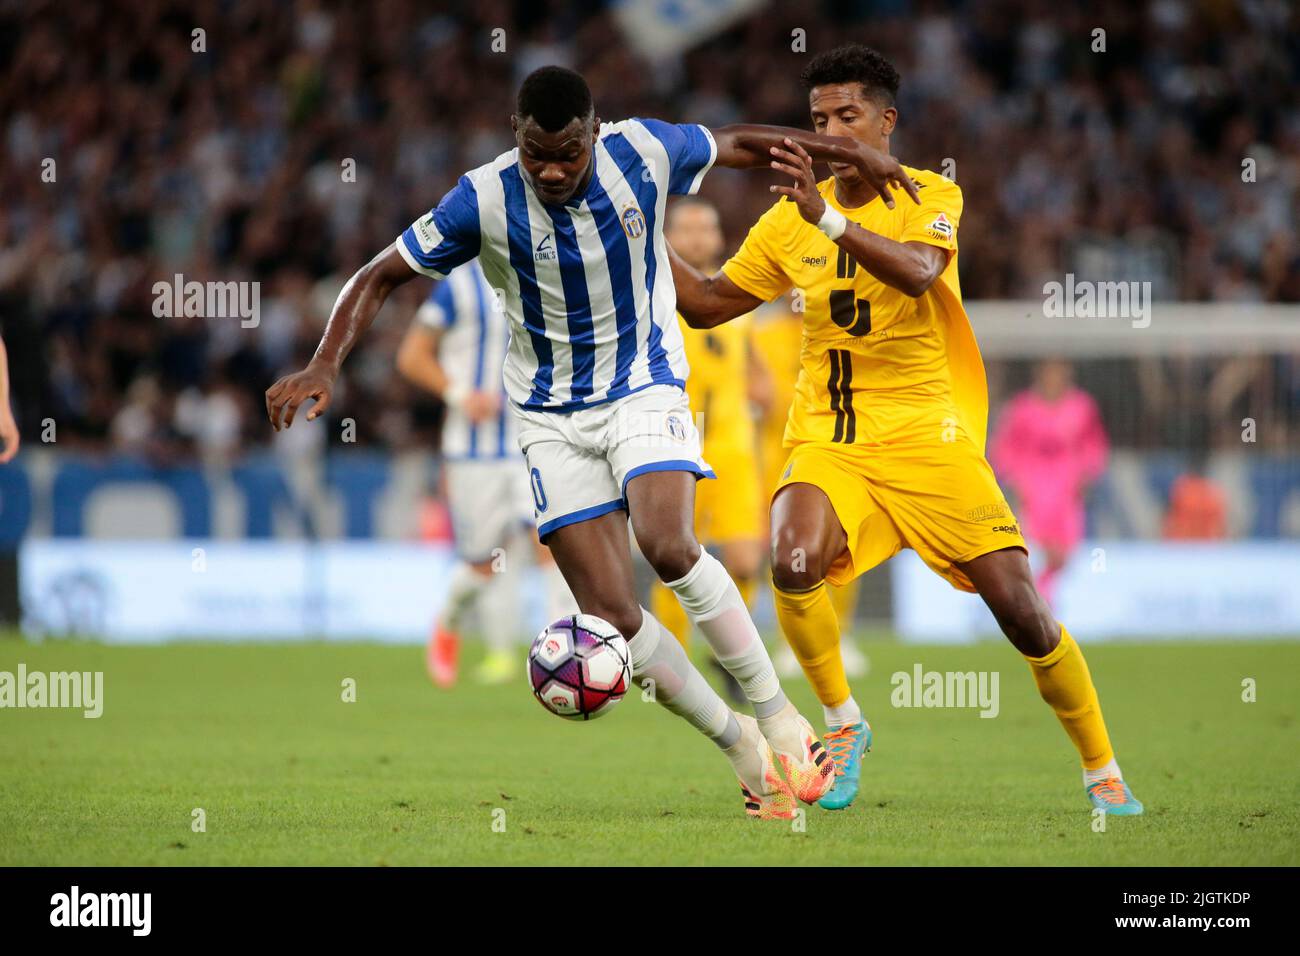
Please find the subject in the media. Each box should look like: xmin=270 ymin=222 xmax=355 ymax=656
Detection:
xmin=800 ymin=44 xmax=900 ymax=107
xmin=516 ymin=66 xmax=594 ymax=132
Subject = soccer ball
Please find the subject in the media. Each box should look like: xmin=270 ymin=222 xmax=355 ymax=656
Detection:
xmin=528 ymin=614 xmax=632 ymax=721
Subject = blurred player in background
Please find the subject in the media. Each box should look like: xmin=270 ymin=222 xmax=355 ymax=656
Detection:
xmin=397 ymin=259 xmax=572 ymax=687
xmin=671 ymin=45 xmax=1143 ymax=817
xmin=990 ymin=359 xmax=1109 ymax=608
xmin=752 ymin=299 xmax=868 ymax=680
xmin=1162 ymin=454 xmax=1228 ymax=541
xmin=651 ymin=198 xmax=767 ymax=705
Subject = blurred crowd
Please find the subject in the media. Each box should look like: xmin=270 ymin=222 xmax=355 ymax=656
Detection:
xmin=1 ymin=0 xmax=1296 ymax=459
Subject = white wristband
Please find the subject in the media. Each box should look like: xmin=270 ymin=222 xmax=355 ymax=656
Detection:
xmin=442 ymin=383 xmax=469 ymax=410
xmin=816 ymin=205 xmax=848 ymax=241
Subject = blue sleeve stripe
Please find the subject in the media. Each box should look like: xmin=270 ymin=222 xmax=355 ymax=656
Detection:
xmin=682 ymin=125 xmax=717 ymax=195
xmin=500 ymin=167 xmax=554 ymax=406
xmin=638 ymin=119 xmax=716 ymax=195
xmin=399 ymin=175 xmax=483 ymax=278
xmin=399 ymin=232 xmax=447 ymax=278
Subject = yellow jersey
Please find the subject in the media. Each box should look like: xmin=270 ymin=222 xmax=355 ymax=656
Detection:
xmin=678 ymin=311 xmax=755 ymax=458
xmin=720 ymin=167 xmax=988 ymax=451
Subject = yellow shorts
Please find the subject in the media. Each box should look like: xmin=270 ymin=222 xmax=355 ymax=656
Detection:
xmin=775 ymin=436 xmax=1026 ymax=592
xmin=697 ymin=443 xmax=764 ymax=544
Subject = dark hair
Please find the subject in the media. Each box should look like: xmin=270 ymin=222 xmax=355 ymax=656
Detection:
xmin=516 ymin=66 xmax=594 ymax=132
xmin=800 ymin=44 xmax=900 ymax=106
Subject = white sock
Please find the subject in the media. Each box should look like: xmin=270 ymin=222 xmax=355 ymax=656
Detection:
xmin=627 ymin=607 xmax=741 ymax=749
xmin=1084 ymin=758 xmax=1123 ymax=785
xmin=824 ymin=696 xmax=863 ymax=730
xmin=665 ymin=551 xmax=787 ymax=718
xmin=440 ymin=562 xmax=490 ymax=634
xmin=479 ymin=562 xmax=521 ymax=653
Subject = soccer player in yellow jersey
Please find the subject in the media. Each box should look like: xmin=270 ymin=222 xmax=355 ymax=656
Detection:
xmin=669 ymin=44 xmax=1143 ymax=815
xmin=651 ymin=198 xmax=768 ymax=705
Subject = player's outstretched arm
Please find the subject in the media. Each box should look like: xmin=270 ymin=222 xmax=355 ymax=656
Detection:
xmin=770 ymin=138 xmax=946 ymax=297
xmin=710 ymin=124 xmax=920 ymax=208
xmin=266 ymin=244 xmax=416 ymax=430
xmin=668 ymin=243 xmax=763 ymax=329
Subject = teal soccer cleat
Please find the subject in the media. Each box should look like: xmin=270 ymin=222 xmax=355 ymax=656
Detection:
xmin=1086 ymin=777 xmax=1144 ymax=816
xmin=817 ymin=720 xmax=871 ymax=811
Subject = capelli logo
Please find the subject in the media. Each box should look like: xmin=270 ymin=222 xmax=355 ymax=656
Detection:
xmin=800 ymin=255 xmax=828 ymax=267
xmin=50 ymin=886 xmax=151 ymax=936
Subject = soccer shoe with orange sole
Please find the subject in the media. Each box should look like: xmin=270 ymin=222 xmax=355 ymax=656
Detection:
xmin=758 ymin=701 xmax=835 ymax=805
xmin=725 ymin=713 xmax=797 ymax=820
xmin=425 ymin=625 xmax=460 ymax=688
xmin=1086 ymin=776 xmax=1144 ymax=815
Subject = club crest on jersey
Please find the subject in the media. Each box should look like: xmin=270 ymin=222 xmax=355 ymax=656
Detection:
xmin=620 ymin=203 xmax=646 ymax=240
xmin=925 ymin=212 xmax=953 ymax=240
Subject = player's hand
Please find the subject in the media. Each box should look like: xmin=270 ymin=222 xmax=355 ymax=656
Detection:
xmin=0 ymin=407 xmax=19 ymax=463
xmin=461 ymin=390 xmax=501 ymax=423
xmin=769 ymin=138 xmax=826 ymax=225
xmin=265 ymin=363 xmax=336 ymax=431
xmin=846 ymin=142 xmax=921 ymax=209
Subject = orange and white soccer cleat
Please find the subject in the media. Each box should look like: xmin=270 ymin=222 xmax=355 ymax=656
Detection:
xmin=1086 ymin=776 xmax=1144 ymax=815
xmin=426 ymin=625 xmax=460 ymax=688
xmin=725 ymin=713 xmax=797 ymax=820
xmin=759 ymin=702 xmax=835 ymax=805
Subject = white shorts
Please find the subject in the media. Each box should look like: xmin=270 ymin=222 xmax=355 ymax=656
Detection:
xmin=444 ymin=458 xmax=534 ymax=562
xmin=513 ymin=384 xmax=715 ymax=540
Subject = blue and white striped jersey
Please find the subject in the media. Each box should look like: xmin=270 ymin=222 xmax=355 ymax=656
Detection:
xmin=414 ymin=260 xmax=516 ymax=461
xmin=396 ymin=118 xmax=717 ymax=411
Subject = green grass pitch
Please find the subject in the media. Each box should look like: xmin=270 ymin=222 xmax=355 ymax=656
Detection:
xmin=1 ymin=635 xmax=1296 ymax=866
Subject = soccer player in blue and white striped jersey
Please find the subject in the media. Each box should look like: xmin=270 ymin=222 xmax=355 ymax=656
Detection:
xmin=267 ymin=65 xmax=919 ymax=819
xmin=397 ymin=259 xmax=573 ymax=688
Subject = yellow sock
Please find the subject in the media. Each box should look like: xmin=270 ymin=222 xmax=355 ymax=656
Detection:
xmin=773 ymin=582 xmax=849 ymax=708
xmin=1024 ymin=626 xmax=1115 ymax=770
xmin=828 ymin=578 xmax=859 ymax=635
xmin=735 ymin=575 xmax=756 ymax=612
xmin=649 ymin=581 xmax=690 ymax=648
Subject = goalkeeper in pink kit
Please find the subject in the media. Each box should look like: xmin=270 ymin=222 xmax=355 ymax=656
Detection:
xmin=990 ymin=360 xmax=1109 ymax=607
